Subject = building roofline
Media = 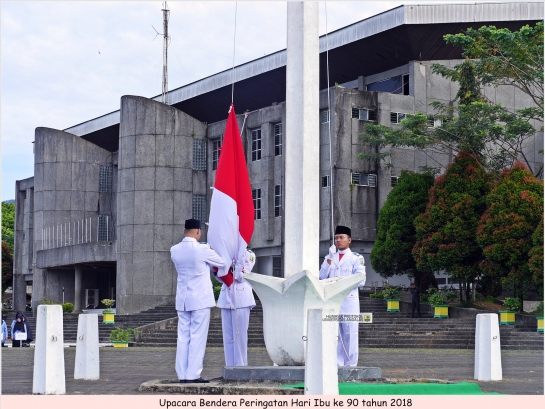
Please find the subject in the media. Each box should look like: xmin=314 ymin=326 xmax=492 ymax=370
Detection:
xmin=64 ymin=2 xmax=543 ymax=137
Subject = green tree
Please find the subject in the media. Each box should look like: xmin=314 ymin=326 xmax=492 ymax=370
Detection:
xmin=439 ymin=22 xmax=543 ymax=120
xmin=476 ymin=163 xmax=544 ymax=306
xmin=528 ymin=216 xmax=544 ymax=298
xmin=2 ymin=201 xmax=15 ymax=253
xmin=370 ymin=171 xmax=436 ymax=291
xmin=2 ymin=242 xmax=13 ymax=290
xmin=413 ymin=151 xmax=492 ymax=302
xmin=360 ymin=24 xmax=543 ymax=177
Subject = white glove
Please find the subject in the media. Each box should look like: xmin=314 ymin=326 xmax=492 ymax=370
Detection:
xmin=328 ymin=244 xmax=336 ymax=258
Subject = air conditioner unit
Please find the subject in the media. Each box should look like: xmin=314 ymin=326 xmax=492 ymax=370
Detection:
xmin=85 ymin=289 xmax=99 ymax=308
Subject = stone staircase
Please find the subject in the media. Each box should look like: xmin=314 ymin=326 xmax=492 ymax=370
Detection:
xmin=4 ymin=304 xmax=178 ymax=344
xmin=134 ymin=294 xmax=543 ymax=350
xmin=6 ymin=295 xmax=542 ymax=349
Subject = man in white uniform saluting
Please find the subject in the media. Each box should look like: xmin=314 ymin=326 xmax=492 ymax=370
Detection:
xmin=170 ymin=218 xmax=226 ymax=383
xmin=319 ymin=225 xmax=366 ymax=367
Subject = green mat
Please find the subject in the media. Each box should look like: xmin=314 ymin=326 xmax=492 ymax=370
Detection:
xmin=281 ymin=382 xmax=499 ymax=395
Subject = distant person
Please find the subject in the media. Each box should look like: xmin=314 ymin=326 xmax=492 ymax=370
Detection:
xmin=319 ymin=225 xmax=366 ymax=367
xmin=1 ymin=315 xmax=7 ymax=347
xmin=11 ymin=311 xmax=32 ymax=347
xmin=170 ymin=219 xmax=226 ymax=383
xmin=410 ymin=283 xmax=421 ymax=318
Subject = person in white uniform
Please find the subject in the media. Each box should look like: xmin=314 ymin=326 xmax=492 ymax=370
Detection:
xmin=170 ymin=218 xmax=226 ymax=383
xmin=213 ymin=249 xmax=256 ymax=366
xmin=319 ymin=225 xmax=366 ymax=367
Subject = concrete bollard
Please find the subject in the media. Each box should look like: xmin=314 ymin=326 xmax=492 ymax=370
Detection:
xmin=32 ymin=305 xmax=66 ymax=394
xmin=74 ymin=314 xmax=100 ymax=380
xmin=474 ymin=313 xmax=502 ymax=381
xmin=304 ymin=308 xmax=339 ymax=395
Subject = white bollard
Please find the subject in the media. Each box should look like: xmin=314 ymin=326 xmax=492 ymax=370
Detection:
xmin=304 ymin=308 xmax=339 ymax=395
xmin=32 ymin=305 xmax=66 ymax=394
xmin=74 ymin=314 xmax=100 ymax=380
xmin=474 ymin=313 xmax=502 ymax=381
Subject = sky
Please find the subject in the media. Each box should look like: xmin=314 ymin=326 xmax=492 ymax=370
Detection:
xmin=0 ymin=0 xmax=522 ymax=201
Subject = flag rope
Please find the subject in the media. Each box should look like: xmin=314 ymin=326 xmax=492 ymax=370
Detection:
xmin=325 ymin=2 xmax=335 ymax=245
xmin=231 ymin=2 xmax=238 ymax=104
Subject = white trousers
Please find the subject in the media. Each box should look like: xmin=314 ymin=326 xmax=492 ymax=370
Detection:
xmin=337 ymin=321 xmax=358 ymax=367
xmin=176 ymin=308 xmax=210 ymax=380
xmin=221 ymin=307 xmax=250 ymax=366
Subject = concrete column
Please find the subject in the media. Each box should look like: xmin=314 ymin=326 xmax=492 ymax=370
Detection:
xmin=304 ymin=308 xmax=339 ymax=395
xmin=74 ymin=265 xmax=83 ymax=312
xmin=474 ymin=313 xmax=502 ymax=381
xmin=284 ymin=1 xmax=319 ymax=278
xmin=33 ymin=305 xmax=66 ymax=394
xmin=74 ymin=314 xmax=100 ymax=380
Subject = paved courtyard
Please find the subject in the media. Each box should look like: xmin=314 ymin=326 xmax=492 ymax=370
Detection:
xmin=1 ymin=347 xmax=543 ymax=395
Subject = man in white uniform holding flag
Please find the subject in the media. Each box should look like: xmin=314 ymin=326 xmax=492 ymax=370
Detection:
xmin=170 ymin=218 xmax=226 ymax=383
xmin=208 ymin=103 xmax=256 ymax=367
xmin=213 ymin=249 xmax=256 ymax=366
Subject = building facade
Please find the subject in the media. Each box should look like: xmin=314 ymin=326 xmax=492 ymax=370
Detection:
xmin=12 ymin=3 xmax=543 ymax=314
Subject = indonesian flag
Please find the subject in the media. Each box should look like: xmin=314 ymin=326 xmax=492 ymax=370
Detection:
xmin=208 ymin=104 xmax=254 ymax=283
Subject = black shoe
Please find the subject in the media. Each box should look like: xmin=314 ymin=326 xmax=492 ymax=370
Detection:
xmin=185 ymin=378 xmax=209 ymax=383
xmin=178 ymin=380 xmax=187 ymax=383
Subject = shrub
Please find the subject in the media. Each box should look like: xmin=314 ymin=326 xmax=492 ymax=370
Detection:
xmin=110 ymin=327 xmax=139 ymax=343
xmin=213 ymin=281 xmax=223 ymax=301
xmin=503 ymin=297 xmax=521 ymax=311
xmin=61 ymin=303 xmax=74 ymax=313
xmin=485 ymin=295 xmax=496 ymax=303
xmin=446 ymin=293 xmax=458 ymax=302
xmin=101 ymin=299 xmax=116 ymax=312
xmin=420 ymin=294 xmax=429 ymax=303
xmin=382 ymin=286 xmax=401 ymax=300
xmin=370 ymin=292 xmax=384 ymax=299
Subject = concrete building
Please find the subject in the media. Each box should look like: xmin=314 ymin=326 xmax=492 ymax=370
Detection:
xmin=13 ymin=3 xmax=543 ymax=314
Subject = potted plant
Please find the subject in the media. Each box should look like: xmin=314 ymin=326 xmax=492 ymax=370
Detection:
xmin=109 ymin=327 xmax=139 ymax=348
xmin=499 ymin=297 xmax=520 ymax=325
xmin=428 ymin=289 xmax=448 ymax=318
xmin=101 ymin=299 xmax=116 ymax=324
xmin=382 ymin=286 xmax=401 ymax=312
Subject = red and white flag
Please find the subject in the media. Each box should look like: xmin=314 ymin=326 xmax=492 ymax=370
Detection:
xmin=208 ymin=104 xmax=254 ymax=284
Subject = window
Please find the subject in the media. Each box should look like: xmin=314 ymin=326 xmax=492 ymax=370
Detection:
xmin=391 ymin=176 xmax=399 ymax=187
xmin=98 ymin=215 xmax=111 ymax=241
xmin=251 ymin=129 xmax=262 ymax=161
xmin=321 ymin=175 xmax=330 ymax=188
xmin=99 ymin=166 xmax=113 ymax=192
xmin=274 ymin=123 xmax=282 ymax=156
xmin=352 ymin=173 xmax=377 ymax=187
xmin=252 ymin=188 xmax=262 ymax=220
xmin=193 ymin=139 xmax=207 ymax=170
xmin=274 ymin=184 xmax=281 ymax=217
xmin=212 ymin=139 xmax=222 ymax=170
xmin=352 ymin=108 xmax=377 ymax=121
xmin=320 ymin=109 xmax=330 ymax=124
xmin=273 ymin=256 xmax=282 ymax=278
xmin=192 ymin=195 xmax=207 ymax=224
xmin=366 ymin=73 xmax=410 ymax=95
xmin=427 ymin=118 xmax=443 ymax=128
xmin=390 ymin=112 xmax=407 ymax=124
xmin=436 ymin=278 xmax=447 ymax=285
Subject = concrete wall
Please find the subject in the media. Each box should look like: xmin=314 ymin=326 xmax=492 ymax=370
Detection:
xmin=117 ymin=95 xmax=207 ymax=314
xmin=30 ymin=128 xmax=115 ymax=310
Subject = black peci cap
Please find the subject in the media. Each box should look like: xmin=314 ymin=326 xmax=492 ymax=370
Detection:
xmin=184 ymin=219 xmax=201 ymax=230
xmin=335 ymin=225 xmax=351 ymax=237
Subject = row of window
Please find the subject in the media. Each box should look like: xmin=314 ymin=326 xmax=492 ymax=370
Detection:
xmin=192 ymin=175 xmax=400 ymax=224
xmin=211 ymin=123 xmax=283 ymax=169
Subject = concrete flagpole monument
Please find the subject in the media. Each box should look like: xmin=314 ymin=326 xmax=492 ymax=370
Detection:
xmin=244 ymin=1 xmax=365 ymax=370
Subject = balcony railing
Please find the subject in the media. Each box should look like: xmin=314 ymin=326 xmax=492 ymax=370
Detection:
xmin=41 ymin=216 xmax=114 ymax=250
